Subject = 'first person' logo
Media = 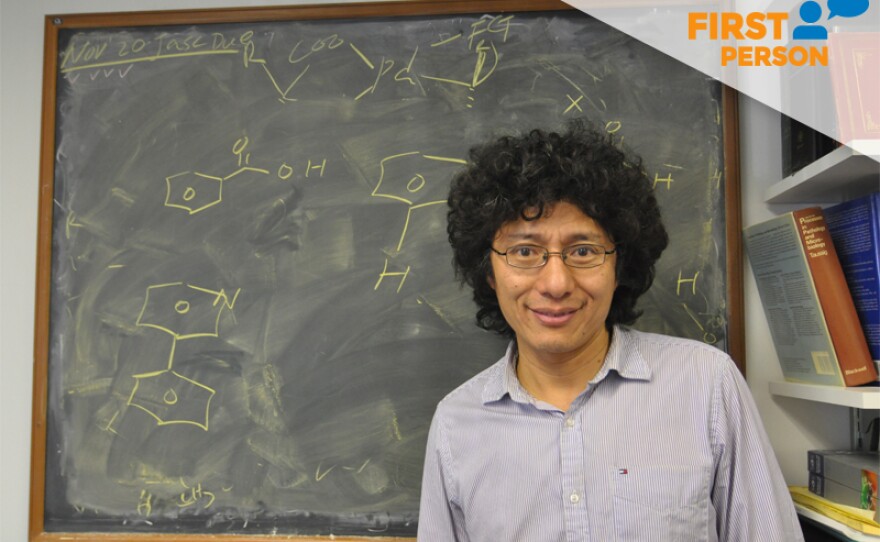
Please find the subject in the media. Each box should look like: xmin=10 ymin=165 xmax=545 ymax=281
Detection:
xmin=688 ymin=0 xmax=871 ymax=66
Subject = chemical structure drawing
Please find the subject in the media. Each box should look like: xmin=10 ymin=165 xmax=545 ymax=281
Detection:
xmin=370 ymin=151 xmax=465 ymax=293
xmin=58 ymin=16 xmax=518 ymax=112
xmin=370 ymin=151 xmax=465 ymax=252
xmin=127 ymin=369 xmax=216 ymax=431
xmin=164 ymin=136 xmax=326 ymax=214
xmin=241 ymin=30 xmax=308 ymax=103
xmin=246 ymin=30 xmax=425 ymax=103
xmin=426 ymin=15 xmax=511 ymax=82
xmin=164 ymin=172 xmax=226 ymax=215
xmin=128 ymin=281 xmax=240 ymax=430
xmin=135 ymin=282 xmax=241 ymax=340
xmin=164 ymin=136 xmax=269 ymax=215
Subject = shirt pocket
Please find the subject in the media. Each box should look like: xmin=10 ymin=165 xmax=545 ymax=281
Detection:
xmin=612 ymin=465 xmax=711 ymax=542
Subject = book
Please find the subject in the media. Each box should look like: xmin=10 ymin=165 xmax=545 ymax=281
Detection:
xmin=743 ymin=207 xmax=878 ymax=386
xmin=791 ymin=486 xmax=880 ymax=534
xmin=808 ymin=450 xmax=879 ymax=491
xmin=829 ymin=32 xmax=880 ymax=149
xmin=824 ymin=193 xmax=880 ymax=378
xmin=780 ymin=114 xmax=838 ymax=178
xmin=809 ymin=474 xmax=878 ymax=513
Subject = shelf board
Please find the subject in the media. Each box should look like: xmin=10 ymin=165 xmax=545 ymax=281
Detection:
xmin=795 ymin=503 xmax=880 ymax=541
xmin=765 ymin=145 xmax=880 ymax=204
xmin=769 ymin=381 xmax=880 ymax=409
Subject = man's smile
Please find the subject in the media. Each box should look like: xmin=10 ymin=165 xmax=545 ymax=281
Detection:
xmin=529 ymin=305 xmax=581 ymax=326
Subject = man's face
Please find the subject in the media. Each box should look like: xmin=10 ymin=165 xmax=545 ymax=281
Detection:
xmin=489 ymin=201 xmax=618 ymax=363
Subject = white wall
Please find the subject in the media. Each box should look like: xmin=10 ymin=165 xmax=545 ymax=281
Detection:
xmin=0 ymin=2 xmax=852 ymax=540
xmin=737 ymin=94 xmax=852 ymax=485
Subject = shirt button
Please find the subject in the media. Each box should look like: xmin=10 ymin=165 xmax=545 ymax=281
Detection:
xmin=565 ymin=417 xmax=575 ymax=428
xmin=569 ymin=492 xmax=580 ymax=504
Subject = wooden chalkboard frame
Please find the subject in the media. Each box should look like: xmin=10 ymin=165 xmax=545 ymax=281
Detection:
xmin=30 ymin=1 xmax=743 ymax=540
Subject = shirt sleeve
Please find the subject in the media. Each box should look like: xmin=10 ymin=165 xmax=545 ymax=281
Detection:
xmin=711 ymin=359 xmax=804 ymax=542
xmin=418 ymin=406 xmax=469 ymax=541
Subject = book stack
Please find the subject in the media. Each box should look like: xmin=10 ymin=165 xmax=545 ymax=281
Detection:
xmin=743 ymin=199 xmax=879 ymax=386
xmin=790 ymin=485 xmax=880 ymax=537
xmin=808 ymin=450 xmax=879 ymax=524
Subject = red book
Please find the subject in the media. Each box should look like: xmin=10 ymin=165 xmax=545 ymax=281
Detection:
xmin=745 ymin=207 xmax=878 ymax=386
xmin=829 ymin=32 xmax=880 ymax=145
xmin=794 ymin=208 xmax=877 ymax=385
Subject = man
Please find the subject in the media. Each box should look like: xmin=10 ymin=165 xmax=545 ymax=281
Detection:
xmin=418 ymin=122 xmax=803 ymax=541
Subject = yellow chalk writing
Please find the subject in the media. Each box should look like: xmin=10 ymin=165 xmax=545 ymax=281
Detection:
xmin=137 ymin=489 xmax=153 ymax=516
xmin=653 ymin=172 xmax=674 ymax=189
xmin=676 ymin=270 xmax=700 ymax=295
xmin=374 ymin=259 xmax=411 ymax=293
xmin=305 ymin=158 xmax=327 ymax=178
xmin=128 ymin=369 xmax=216 ymax=431
xmin=564 ymin=94 xmax=584 ymax=114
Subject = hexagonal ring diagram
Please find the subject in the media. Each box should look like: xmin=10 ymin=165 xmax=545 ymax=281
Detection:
xmin=136 ymin=282 xmax=239 ymax=340
xmin=127 ymin=369 xmax=216 ymax=430
xmin=165 ymin=172 xmax=223 ymax=214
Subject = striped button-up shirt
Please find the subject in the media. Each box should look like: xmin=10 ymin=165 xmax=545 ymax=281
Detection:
xmin=418 ymin=326 xmax=803 ymax=541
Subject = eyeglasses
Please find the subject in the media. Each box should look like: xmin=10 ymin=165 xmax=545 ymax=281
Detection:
xmin=490 ymin=244 xmax=617 ymax=269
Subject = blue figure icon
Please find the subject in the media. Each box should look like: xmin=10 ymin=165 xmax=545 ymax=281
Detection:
xmin=793 ymin=1 xmax=829 ymax=40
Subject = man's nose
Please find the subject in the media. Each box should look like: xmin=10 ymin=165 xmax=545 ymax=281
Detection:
xmin=535 ymin=252 xmax=575 ymax=298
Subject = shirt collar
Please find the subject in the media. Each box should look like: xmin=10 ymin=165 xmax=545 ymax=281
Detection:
xmin=481 ymin=342 xmax=519 ymax=404
xmin=595 ymin=325 xmax=652 ymax=382
xmin=481 ymin=325 xmax=652 ymax=405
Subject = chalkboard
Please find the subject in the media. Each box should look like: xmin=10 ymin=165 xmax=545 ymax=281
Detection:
xmin=31 ymin=1 xmax=743 ymax=540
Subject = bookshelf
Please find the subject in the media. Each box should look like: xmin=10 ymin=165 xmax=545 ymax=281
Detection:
xmin=758 ymin=137 xmax=879 ymax=541
xmin=769 ymin=381 xmax=880 ymax=409
xmin=795 ymin=504 xmax=880 ymax=542
xmin=764 ymin=145 xmax=879 ymax=204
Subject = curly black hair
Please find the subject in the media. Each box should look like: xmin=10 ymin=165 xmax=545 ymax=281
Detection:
xmin=447 ymin=120 xmax=669 ymax=337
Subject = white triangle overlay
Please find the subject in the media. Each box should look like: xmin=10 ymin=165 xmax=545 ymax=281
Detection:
xmin=564 ymin=0 xmax=880 ymax=161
